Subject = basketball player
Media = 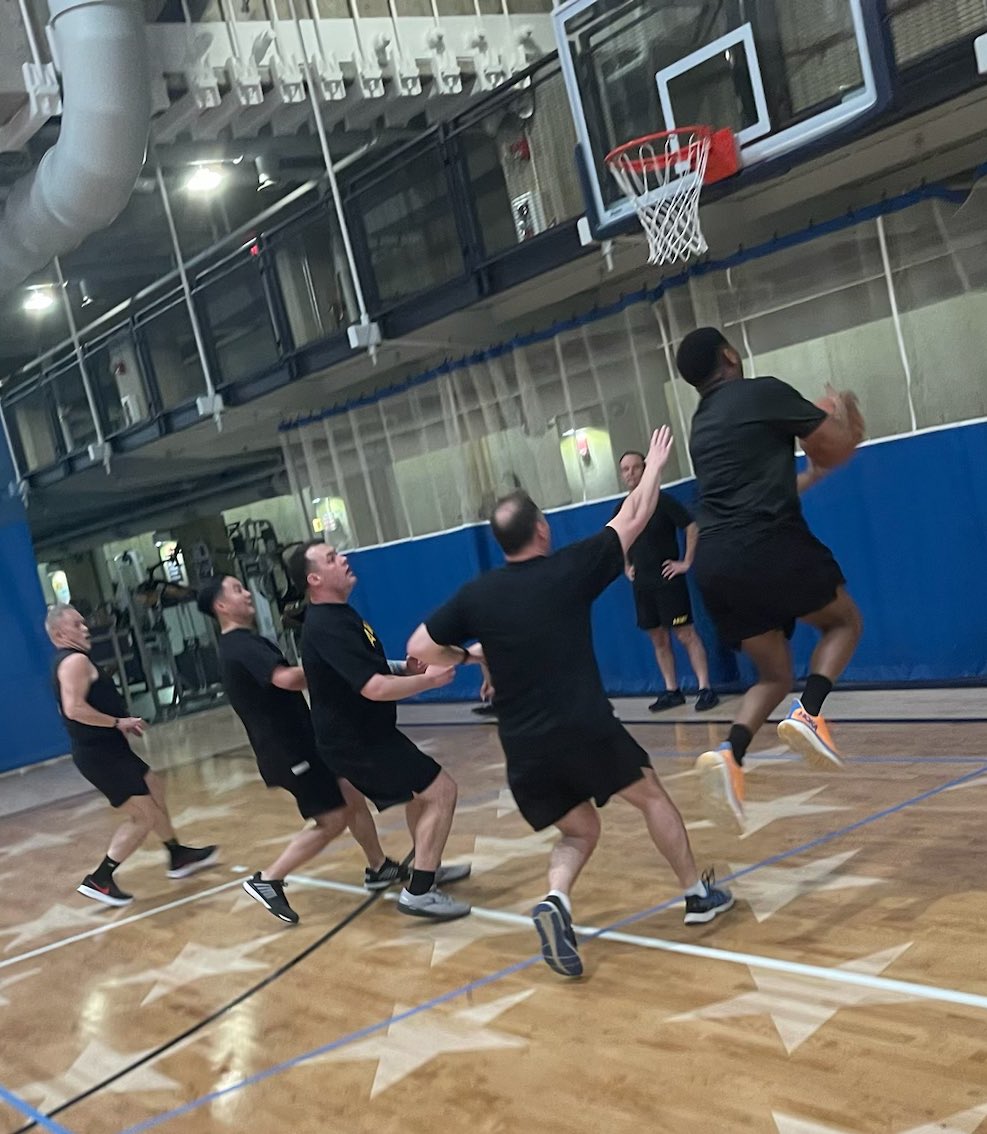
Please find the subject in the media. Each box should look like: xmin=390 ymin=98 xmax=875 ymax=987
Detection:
xmin=46 ymin=604 xmax=218 ymax=907
xmin=286 ymin=541 xmax=473 ymax=922
xmin=616 ymin=449 xmax=718 ymax=712
xmin=408 ymin=426 xmax=733 ymax=979
xmin=197 ymin=576 xmax=407 ymax=924
xmin=675 ymin=327 xmax=865 ymax=831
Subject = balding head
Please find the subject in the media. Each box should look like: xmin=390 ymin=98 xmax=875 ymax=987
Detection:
xmin=46 ymin=604 xmax=91 ymax=651
xmin=490 ymin=490 xmax=550 ymax=559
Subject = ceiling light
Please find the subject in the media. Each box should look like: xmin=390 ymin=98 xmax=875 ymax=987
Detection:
xmin=185 ymin=165 xmax=225 ymax=194
xmin=24 ymin=287 xmax=56 ymax=313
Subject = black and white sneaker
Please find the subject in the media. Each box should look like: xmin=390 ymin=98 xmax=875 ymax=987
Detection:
xmin=532 ymin=895 xmax=582 ymax=977
xmin=243 ymin=873 xmax=299 ymax=924
xmin=683 ymin=870 xmax=735 ymax=925
xmin=167 ymin=844 xmax=219 ymax=879
xmin=364 ymin=858 xmax=410 ymax=891
xmin=77 ymin=874 xmax=134 ymax=908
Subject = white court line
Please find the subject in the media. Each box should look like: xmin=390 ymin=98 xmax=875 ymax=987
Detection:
xmin=290 ymin=874 xmax=987 ymax=1014
xmin=0 ymin=880 xmax=241 ymax=972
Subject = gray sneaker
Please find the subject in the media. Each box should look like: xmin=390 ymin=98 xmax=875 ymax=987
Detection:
xmin=397 ymin=886 xmax=471 ymax=921
xmin=436 ymin=862 xmax=472 ymax=885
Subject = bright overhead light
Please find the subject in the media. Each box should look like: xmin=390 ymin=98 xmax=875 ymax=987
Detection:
xmin=23 ymin=287 xmax=57 ymax=313
xmin=185 ymin=165 xmax=225 ymax=194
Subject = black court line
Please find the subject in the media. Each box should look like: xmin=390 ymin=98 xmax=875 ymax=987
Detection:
xmin=8 ymin=849 xmax=413 ymax=1134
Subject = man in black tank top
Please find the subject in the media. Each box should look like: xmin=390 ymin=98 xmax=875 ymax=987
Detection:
xmin=47 ymin=605 xmax=219 ymax=907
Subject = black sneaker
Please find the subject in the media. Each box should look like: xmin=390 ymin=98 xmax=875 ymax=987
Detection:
xmin=78 ymin=874 xmax=134 ymax=908
xmin=531 ymin=895 xmax=582 ymax=977
xmin=243 ymin=873 xmax=299 ymax=924
xmin=649 ymin=690 xmax=686 ymax=712
xmin=364 ymin=858 xmax=410 ymax=891
xmin=695 ymin=688 xmax=720 ymax=712
xmin=471 ymin=702 xmax=497 ymax=717
xmin=683 ymin=870 xmax=735 ymax=925
xmin=167 ymin=844 xmax=219 ymax=879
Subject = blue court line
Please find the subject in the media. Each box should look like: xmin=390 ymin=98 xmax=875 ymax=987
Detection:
xmin=0 ymin=1085 xmax=75 ymax=1134
xmin=117 ymin=757 xmax=987 ymax=1134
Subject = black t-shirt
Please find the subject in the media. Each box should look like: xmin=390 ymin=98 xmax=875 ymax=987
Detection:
xmin=216 ymin=629 xmax=316 ymax=780
xmin=301 ymin=603 xmax=396 ymax=753
xmin=612 ymin=494 xmax=692 ymax=586
xmin=425 ymin=527 xmax=624 ymax=738
xmin=51 ymin=647 xmax=129 ymax=751
xmin=689 ymin=376 xmax=826 ymax=537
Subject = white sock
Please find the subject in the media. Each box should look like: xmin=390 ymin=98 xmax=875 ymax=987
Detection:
xmin=547 ymin=889 xmax=572 ymax=915
xmin=684 ymin=878 xmax=708 ymax=898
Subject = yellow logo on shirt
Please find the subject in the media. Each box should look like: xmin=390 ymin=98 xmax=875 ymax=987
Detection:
xmin=363 ymin=622 xmax=377 ymax=647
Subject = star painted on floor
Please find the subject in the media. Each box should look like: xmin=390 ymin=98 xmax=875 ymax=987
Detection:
xmin=0 ymin=969 xmax=39 ymax=1006
xmin=745 ymin=745 xmax=798 ymax=772
xmin=669 ymin=943 xmax=913 ymax=1053
xmin=170 ymin=802 xmax=237 ymax=828
xmin=212 ymin=766 xmax=263 ymax=794
xmin=739 ymin=786 xmax=850 ymax=840
xmin=112 ymin=935 xmax=282 ymax=1005
xmin=18 ymin=1039 xmax=181 ymax=1112
xmin=456 ymin=789 xmax=518 ymax=819
xmin=728 ymin=850 xmax=881 ymax=922
xmin=373 ymin=913 xmax=520 ymax=967
xmin=0 ymin=831 xmax=75 ymax=859
xmin=469 ymin=831 xmax=557 ymax=876
xmin=774 ymin=1101 xmax=987 ymax=1134
xmin=941 ymin=772 xmax=987 ymax=795
xmin=0 ymin=903 xmax=104 ymax=952
xmin=313 ymin=989 xmax=534 ymax=1096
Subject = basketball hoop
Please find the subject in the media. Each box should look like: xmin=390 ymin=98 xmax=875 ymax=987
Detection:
xmin=605 ymin=127 xmax=739 ymax=267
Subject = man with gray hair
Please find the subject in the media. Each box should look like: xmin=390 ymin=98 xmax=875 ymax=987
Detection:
xmin=47 ymin=604 xmax=218 ymax=907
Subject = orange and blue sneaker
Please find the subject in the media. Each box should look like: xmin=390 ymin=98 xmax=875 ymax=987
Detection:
xmin=777 ymin=700 xmax=844 ymax=770
xmin=695 ymin=742 xmax=745 ymax=834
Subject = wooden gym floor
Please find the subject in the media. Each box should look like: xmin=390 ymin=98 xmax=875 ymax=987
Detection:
xmin=1 ymin=698 xmax=986 ymax=1134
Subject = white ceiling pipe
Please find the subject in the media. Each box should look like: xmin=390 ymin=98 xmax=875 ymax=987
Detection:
xmin=0 ymin=0 xmax=151 ymax=294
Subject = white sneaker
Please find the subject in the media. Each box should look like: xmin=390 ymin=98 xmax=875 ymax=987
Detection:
xmin=397 ymin=886 xmax=471 ymax=921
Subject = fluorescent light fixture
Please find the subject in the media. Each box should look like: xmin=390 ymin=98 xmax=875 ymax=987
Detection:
xmin=185 ymin=165 xmax=225 ymax=193
xmin=23 ymin=286 xmax=56 ymax=313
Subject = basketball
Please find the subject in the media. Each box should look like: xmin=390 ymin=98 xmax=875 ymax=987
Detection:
xmin=804 ymin=396 xmax=859 ymax=468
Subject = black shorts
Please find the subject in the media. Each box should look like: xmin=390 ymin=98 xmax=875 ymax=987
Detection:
xmin=499 ymin=724 xmax=650 ymax=831
xmin=694 ymin=522 xmax=845 ymax=649
xmin=633 ymin=577 xmax=693 ymax=631
xmin=258 ymin=752 xmax=346 ymax=820
xmin=72 ymin=739 xmax=150 ymax=809
xmin=319 ymin=730 xmax=441 ymax=812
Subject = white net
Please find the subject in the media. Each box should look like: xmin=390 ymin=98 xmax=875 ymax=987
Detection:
xmin=606 ymin=130 xmax=711 ymax=266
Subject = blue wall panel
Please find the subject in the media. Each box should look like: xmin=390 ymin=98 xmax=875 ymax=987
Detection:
xmin=346 ymin=423 xmax=987 ymax=700
xmin=0 ymin=442 xmax=69 ymax=772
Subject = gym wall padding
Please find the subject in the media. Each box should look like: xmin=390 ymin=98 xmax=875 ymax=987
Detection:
xmin=345 ymin=421 xmax=987 ymax=700
xmin=0 ymin=441 xmax=70 ymax=772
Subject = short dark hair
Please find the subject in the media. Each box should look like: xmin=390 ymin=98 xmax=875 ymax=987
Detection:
xmin=619 ymin=450 xmax=646 ymax=464
xmin=675 ymin=326 xmax=729 ymax=387
xmin=490 ymin=491 xmax=542 ymax=556
xmin=195 ymin=576 xmax=226 ymax=618
xmin=286 ymin=539 xmax=325 ymax=595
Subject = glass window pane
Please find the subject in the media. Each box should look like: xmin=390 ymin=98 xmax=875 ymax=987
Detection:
xmin=273 ymin=212 xmax=349 ymax=346
xmin=196 ymin=258 xmax=280 ymax=382
xmin=356 ymin=148 xmax=464 ymax=303
xmin=139 ymin=299 xmax=206 ymax=410
xmin=9 ymin=386 xmax=57 ymax=471
xmin=49 ymin=361 xmax=98 ymax=454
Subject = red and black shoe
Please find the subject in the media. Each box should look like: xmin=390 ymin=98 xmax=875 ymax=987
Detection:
xmin=77 ymin=874 xmax=134 ymax=907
